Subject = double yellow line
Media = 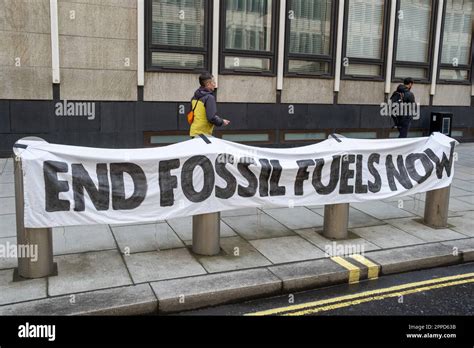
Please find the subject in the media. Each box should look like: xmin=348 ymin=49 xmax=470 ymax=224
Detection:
xmin=331 ymin=254 xmax=380 ymax=284
xmin=246 ymin=272 xmax=474 ymax=316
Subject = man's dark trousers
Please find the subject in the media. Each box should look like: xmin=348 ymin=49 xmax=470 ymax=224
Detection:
xmin=398 ymin=117 xmax=411 ymax=138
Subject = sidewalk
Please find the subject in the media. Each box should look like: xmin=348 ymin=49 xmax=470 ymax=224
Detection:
xmin=0 ymin=143 xmax=473 ymax=315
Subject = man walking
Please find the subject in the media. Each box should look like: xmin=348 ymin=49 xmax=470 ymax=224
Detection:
xmin=189 ymin=72 xmax=230 ymax=138
xmin=391 ymin=77 xmax=416 ymax=138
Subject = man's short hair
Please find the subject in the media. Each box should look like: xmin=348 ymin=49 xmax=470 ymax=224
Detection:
xmin=404 ymin=77 xmax=414 ymax=85
xmin=199 ymin=72 xmax=213 ymax=87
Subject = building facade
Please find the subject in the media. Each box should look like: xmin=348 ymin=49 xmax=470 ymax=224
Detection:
xmin=0 ymin=0 xmax=473 ymax=156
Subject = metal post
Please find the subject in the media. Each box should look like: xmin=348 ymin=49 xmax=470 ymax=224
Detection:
xmin=192 ymin=212 xmax=220 ymax=256
xmin=323 ymin=203 xmax=349 ymax=240
xmin=424 ymin=186 xmax=450 ymax=228
xmin=14 ymin=157 xmax=55 ymax=279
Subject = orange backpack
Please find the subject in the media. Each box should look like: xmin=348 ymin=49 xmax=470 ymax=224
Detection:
xmin=187 ymin=97 xmax=208 ymax=125
xmin=187 ymin=97 xmax=201 ymax=125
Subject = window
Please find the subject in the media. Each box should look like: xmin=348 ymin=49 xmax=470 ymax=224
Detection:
xmin=340 ymin=131 xmax=377 ymax=138
xmin=147 ymin=0 xmax=210 ymax=71
xmin=221 ymin=0 xmax=276 ymax=74
xmin=343 ymin=0 xmax=386 ymax=79
xmin=283 ymin=131 xmax=326 ymax=142
xmin=438 ymin=0 xmax=473 ymax=82
xmin=144 ymin=131 xmax=190 ymax=146
xmin=393 ymin=0 xmax=435 ymax=81
xmin=214 ymin=130 xmax=276 ymax=144
xmin=286 ymin=0 xmax=335 ymax=76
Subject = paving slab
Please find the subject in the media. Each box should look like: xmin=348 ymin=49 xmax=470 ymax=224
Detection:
xmin=48 ymin=250 xmax=132 ymax=296
xmin=451 ymin=179 xmax=474 ymax=192
xmin=455 ymin=195 xmax=474 ymax=205
xmin=387 ymin=199 xmax=461 ymax=218
xmin=295 ymin=228 xmax=381 ymax=254
xmin=222 ymin=213 xmax=295 ymax=240
xmin=454 ymin=169 xmax=474 ymax=177
xmin=151 ymin=269 xmax=281 ymax=313
xmin=0 ymin=183 xmax=14 ymax=198
xmin=0 ymin=159 xmax=6 ymax=173
xmin=0 ymin=236 xmax=17 ymax=270
xmin=308 ymin=206 xmax=387 ymax=230
xmin=448 ymin=197 xmax=474 ymax=212
xmin=365 ymin=243 xmax=461 ymax=275
xmin=0 ymin=214 xmax=16 ymax=238
xmin=447 ymin=186 xmax=474 ymax=198
xmin=112 ymin=222 xmax=183 ymax=253
xmin=195 ymin=236 xmax=272 ymax=273
xmin=2 ymin=161 xmax=13 ymax=175
xmin=109 ymin=220 xmax=163 ymax=228
xmin=268 ymin=258 xmax=348 ymax=292
xmin=453 ymin=171 xmax=474 ymax=181
xmin=124 ymin=248 xmax=207 ymax=283
xmin=407 ymin=187 xmax=473 ymax=200
xmin=441 ymin=238 xmax=474 ymax=262
xmin=382 ymin=194 xmax=423 ymax=203
xmin=351 ymin=201 xmax=414 ymax=220
xmin=221 ymin=208 xmax=261 ymax=217
xmin=0 ymin=175 xmax=14 ymax=184
xmin=346 ymin=207 xmax=385 ymax=228
xmin=0 ymin=197 xmax=15 ymax=215
xmin=166 ymin=216 xmax=236 ymax=241
xmin=53 ymin=225 xmax=116 ymax=255
xmin=448 ymin=211 xmax=474 ymax=237
xmin=262 ymin=207 xmax=324 ymax=229
xmin=308 ymin=206 xmax=324 ymax=215
xmin=0 ymin=269 xmax=47 ymax=306
xmin=351 ymin=225 xmax=425 ymax=249
xmin=0 ymin=283 xmax=157 ymax=316
xmin=249 ymin=236 xmax=326 ymax=264
xmin=385 ymin=218 xmax=467 ymax=243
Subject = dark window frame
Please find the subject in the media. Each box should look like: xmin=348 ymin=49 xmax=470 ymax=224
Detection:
xmin=284 ymin=0 xmax=338 ymax=78
xmin=219 ymin=0 xmax=279 ymax=76
xmin=341 ymin=0 xmax=390 ymax=81
xmin=392 ymin=0 xmax=438 ymax=84
xmin=145 ymin=0 xmax=213 ymax=73
xmin=436 ymin=0 xmax=473 ymax=85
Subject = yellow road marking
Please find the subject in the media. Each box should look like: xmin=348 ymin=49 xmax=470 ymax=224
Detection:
xmin=331 ymin=256 xmax=360 ymax=284
xmin=349 ymin=254 xmax=380 ymax=279
xmin=285 ymin=277 xmax=474 ymax=316
xmin=246 ymin=272 xmax=474 ymax=316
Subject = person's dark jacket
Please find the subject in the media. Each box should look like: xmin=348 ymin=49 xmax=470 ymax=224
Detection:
xmin=396 ymin=84 xmax=416 ymax=104
xmin=193 ymin=87 xmax=223 ymax=126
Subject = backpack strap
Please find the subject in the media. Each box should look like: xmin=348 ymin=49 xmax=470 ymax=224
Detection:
xmin=191 ymin=95 xmax=209 ymax=111
xmin=190 ymin=97 xmax=199 ymax=112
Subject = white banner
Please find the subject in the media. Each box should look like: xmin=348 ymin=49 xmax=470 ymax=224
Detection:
xmin=16 ymin=133 xmax=457 ymax=228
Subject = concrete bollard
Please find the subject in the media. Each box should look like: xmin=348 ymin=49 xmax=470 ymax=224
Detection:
xmin=323 ymin=203 xmax=349 ymax=240
xmin=14 ymin=156 xmax=56 ymax=279
xmin=424 ymin=186 xmax=451 ymax=228
xmin=192 ymin=212 xmax=220 ymax=256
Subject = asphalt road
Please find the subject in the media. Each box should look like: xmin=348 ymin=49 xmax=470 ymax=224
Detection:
xmin=177 ymin=262 xmax=474 ymax=316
